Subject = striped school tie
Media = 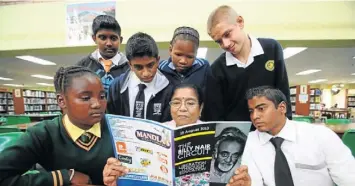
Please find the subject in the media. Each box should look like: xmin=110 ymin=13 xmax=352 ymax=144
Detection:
xmin=78 ymin=132 xmax=93 ymax=144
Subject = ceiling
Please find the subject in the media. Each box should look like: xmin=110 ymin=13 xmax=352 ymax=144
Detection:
xmin=0 ymin=47 xmax=355 ymax=88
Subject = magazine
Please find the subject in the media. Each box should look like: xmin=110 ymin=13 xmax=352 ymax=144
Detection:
xmin=105 ymin=114 xmax=251 ymax=186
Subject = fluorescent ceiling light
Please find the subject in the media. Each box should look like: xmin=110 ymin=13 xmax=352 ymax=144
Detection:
xmin=0 ymin=77 xmax=13 ymax=81
xmin=36 ymin=83 xmax=54 ymax=86
xmin=296 ymin=69 xmax=321 ymax=75
xmin=196 ymin=48 xmax=208 ymax=59
xmin=31 ymin=74 xmax=54 ymax=80
xmin=3 ymin=84 xmax=23 ymax=87
xmin=351 ymin=73 xmax=355 ymax=75
xmin=283 ymin=47 xmax=307 ymax=59
xmin=308 ymin=79 xmax=328 ymax=84
xmin=16 ymin=56 xmax=56 ymax=65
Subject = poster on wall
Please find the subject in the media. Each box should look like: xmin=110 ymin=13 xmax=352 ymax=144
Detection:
xmin=66 ymin=1 xmax=116 ymax=46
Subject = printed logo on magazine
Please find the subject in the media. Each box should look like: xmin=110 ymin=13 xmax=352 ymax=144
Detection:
xmin=160 ymin=165 xmax=168 ymax=174
xmin=129 ymin=168 xmax=146 ymax=174
xmin=135 ymin=130 xmax=171 ymax=148
xmin=157 ymin=152 xmax=168 ymax=165
xmin=116 ymin=142 xmax=130 ymax=154
xmin=149 ymin=175 xmax=171 ymax=185
xmin=136 ymin=146 xmax=153 ymax=154
xmin=117 ymin=154 xmax=132 ymax=164
xmin=140 ymin=158 xmax=151 ymax=167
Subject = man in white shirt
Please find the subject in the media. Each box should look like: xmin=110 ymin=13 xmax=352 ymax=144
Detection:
xmin=228 ymin=86 xmax=355 ymax=186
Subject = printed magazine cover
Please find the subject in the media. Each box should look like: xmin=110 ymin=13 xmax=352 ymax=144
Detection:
xmin=106 ymin=114 xmax=251 ymax=186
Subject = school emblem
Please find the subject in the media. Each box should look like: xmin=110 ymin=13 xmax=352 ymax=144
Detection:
xmin=135 ymin=101 xmax=144 ymax=118
xmin=153 ymin=103 xmax=162 ymax=115
xmin=265 ymin=60 xmax=275 ymax=71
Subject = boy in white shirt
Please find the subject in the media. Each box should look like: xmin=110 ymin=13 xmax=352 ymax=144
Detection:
xmin=228 ymin=86 xmax=355 ymax=186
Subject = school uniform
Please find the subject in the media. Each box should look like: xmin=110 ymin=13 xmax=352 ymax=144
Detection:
xmin=202 ymin=36 xmax=292 ymax=126
xmin=0 ymin=115 xmax=114 ymax=186
xmin=107 ymin=70 xmax=173 ymax=122
xmin=159 ymin=57 xmax=212 ymax=92
xmin=76 ymin=50 xmax=129 ymax=93
xmin=242 ymin=119 xmax=355 ymax=186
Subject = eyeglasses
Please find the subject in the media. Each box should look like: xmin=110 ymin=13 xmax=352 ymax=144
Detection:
xmin=169 ymin=100 xmax=198 ymax=109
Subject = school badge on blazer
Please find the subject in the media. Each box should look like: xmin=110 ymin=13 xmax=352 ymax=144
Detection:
xmin=265 ymin=60 xmax=275 ymax=71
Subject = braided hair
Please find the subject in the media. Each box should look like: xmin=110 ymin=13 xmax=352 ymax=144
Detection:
xmin=170 ymin=26 xmax=200 ymax=49
xmin=54 ymin=66 xmax=98 ymax=95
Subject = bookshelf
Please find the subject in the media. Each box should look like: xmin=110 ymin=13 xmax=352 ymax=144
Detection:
xmin=290 ymin=86 xmax=297 ymax=113
xmin=309 ymin=88 xmax=322 ymax=117
xmin=347 ymin=95 xmax=355 ymax=109
xmin=0 ymin=91 xmax=14 ymax=114
xmin=21 ymin=90 xmax=60 ymax=115
xmin=289 ymin=85 xmax=311 ymax=116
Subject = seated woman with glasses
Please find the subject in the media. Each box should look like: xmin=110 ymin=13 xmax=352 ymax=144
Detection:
xmin=166 ymin=83 xmax=203 ymax=127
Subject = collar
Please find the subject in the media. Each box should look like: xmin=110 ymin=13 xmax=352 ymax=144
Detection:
xmin=120 ymin=70 xmax=169 ymax=95
xmin=257 ymin=119 xmax=296 ymax=145
xmin=128 ymin=71 xmax=157 ymax=93
xmin=226 ymin=35 xmax=264 ymax=67
xmin=63 ymin=114 xmax=101 ymax=142
xmin=168 ymin=59 xmax=199 ymax=70
xmin=97 ymin=49 xmax=121 ymax=66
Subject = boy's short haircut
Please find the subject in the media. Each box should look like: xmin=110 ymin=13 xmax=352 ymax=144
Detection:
xmin=125 ymin=32 xmax=159 ymax=61
xmin=207 ymin=5 xmax=239 ymax=34
xmin=92 ymin=15 xmax=121 ymax=36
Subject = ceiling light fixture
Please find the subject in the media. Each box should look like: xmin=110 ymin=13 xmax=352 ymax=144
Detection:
xmin=3 ymin=84 xmax=24 ymax=87
xmin=31 ymin=74 xmax=54 ymax=80
xmin=36 ymin=83 xmax=54 ymax=86
xmin=16 ymin=56 xmax=56 ymax=65
xmin=308 ymin=79 xmax=328 ymax=84
xmin=283 ymin=47 xmax=307 ymax=59
xmin=296 ymin=69 xmax=321 ymax=75
xmin=0 ymin=77 xmax=13 ymax=81
xmin=196 ymin=48 xmax=208 ymax=59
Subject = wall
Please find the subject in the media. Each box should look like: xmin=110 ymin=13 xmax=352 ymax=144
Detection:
xmin=1 ymin=0 xmax=355 ymax=50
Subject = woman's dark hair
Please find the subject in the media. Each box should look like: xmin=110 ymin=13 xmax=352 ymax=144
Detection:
xmin=172 ymin=83 xmax=204 ymax=106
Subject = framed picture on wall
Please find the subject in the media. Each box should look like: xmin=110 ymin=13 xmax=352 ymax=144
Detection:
xmin=14 ymin=89 xmax=21 ymax=98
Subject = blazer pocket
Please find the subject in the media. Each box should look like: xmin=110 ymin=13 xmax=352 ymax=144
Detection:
xmin=295 ymin=162 xmax=326 ymax=170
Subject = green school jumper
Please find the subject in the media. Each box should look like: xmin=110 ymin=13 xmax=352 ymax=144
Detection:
xmin=0 ymin=115 xmax=114 ymax=186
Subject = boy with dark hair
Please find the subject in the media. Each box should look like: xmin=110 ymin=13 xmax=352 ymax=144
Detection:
xmin=107 ymin=32 xmax=172 ymax=122
xmin=228 ymin=86 xmax=355 ymax=186
xmin=76 ymin=15 xmax=129 ymax=93
xmin=202 ymin=5 xmax=292 ymax=129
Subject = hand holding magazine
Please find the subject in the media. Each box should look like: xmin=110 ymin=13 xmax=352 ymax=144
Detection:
xmin=105 ymin=114 xmax=251 ymax=186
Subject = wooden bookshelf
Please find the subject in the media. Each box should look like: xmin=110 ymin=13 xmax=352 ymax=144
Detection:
xmin=8 ymin=89 xmax=60 ymax=115
xmin=290 ymin=86 xmax=297 ymax=114
xmin=289 ymin=85 xmax=311 ymax=116
xmin=0 ymin=91 xmax=14 ymax=114
xmin=22 ymin=90 xmax=60 ymax=115
xmin=309 ymin=88 xmax=322 ymax=117
xmin=347 ymin=95 xmax=355 ymax=108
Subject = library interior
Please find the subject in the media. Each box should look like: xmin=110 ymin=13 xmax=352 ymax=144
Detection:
xmin=0 ymin=0 xmax=355 ymax=185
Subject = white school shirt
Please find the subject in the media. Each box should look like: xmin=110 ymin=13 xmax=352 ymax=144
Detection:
xmin=97 ymin=50 xmax=121 ymax=68
xmin=225 ymin=35 xmax=264 ymax=68
xmin=128 ymin=72 xmax=157 ymax=119
xmin=242 ymin=119 xmax=355 ymax=186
